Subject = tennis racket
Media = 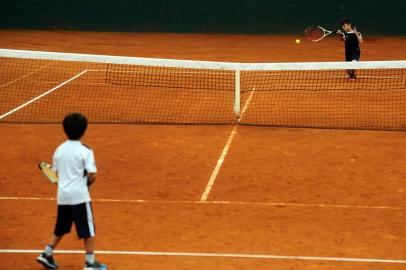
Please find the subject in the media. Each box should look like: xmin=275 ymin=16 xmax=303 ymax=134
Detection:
xmin=38 ymin=162 xmax=91 ymax=186
xmin=38 ymin=162 xmax=58 ymax=184
xmin=305 ymin=26 xmax=337 ymax=42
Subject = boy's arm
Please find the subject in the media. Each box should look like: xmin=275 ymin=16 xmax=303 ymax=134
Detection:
xmin=353 ymin=26 xmax=363 ymax=44
xmin=87 ymin=173 xmax=96 ymax=186
xmin=52 ymin=151 xmax=59 ymax=177
xmin=85 ymin=150 xmax=97 ymax=186
xmin=336 ymin=30 xmax=345 ymax=42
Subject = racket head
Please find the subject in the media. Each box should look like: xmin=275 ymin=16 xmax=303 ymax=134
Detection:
xmin=38 ymin=162 xmax=58 ymax=184
xmin=305 ymin=26 xmax=332 ymax=42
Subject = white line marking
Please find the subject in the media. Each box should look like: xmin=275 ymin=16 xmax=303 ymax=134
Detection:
xmin=200 ymin=85 xmax=257 ymax=201
xmin=200 ymin=126 xmax=238 ymax=201
xmin=0 ymin=249 xmax=405 ymax=264
xmin=0 ymin=197 xmax=56 ymax=201
xmin=0 ymin=70 xmax=88 ymax=120
xmin=0 ymin=196 xmax=404 ymax=210
xmin=239 ymin=87 xmax=256 ymax=121
xmin=0 ymin=63 xmax=52 ymax=88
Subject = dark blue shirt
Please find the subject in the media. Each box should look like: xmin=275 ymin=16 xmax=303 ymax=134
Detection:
xmin=343 ymin=31 xmax=361 ymax=56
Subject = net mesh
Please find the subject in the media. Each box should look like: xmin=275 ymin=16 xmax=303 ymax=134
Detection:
xmin=1 ymin=49 xmax=406 ymax=131
xmin=0 ymin=54 xmax=235 ymax=125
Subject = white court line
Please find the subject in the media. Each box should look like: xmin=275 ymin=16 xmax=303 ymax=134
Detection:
xmin=0 ymin=196 xmax=404 ymax=210
xmin=239 ymin=87 xmax=256 ymax=121
xmin=0 ymin=70 xmax=88 ymax=120
xmin=0 ymin=249 xmax=405 ymax=264
xmin=200 ymin=126 xmax=238 ymax=201
xmin=200 ymin=85 xmax=257 ymax=201
xmin=0 ymin=63 xmax=53 ymax=88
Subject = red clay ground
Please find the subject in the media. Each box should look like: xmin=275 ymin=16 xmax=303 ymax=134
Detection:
xmin=0 ymin=31 xmax=405 ymax=269
xmin=1 ymin=31 xmax=406 ymax=62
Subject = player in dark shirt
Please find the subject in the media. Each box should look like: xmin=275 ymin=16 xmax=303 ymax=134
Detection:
xmin=337 ymin=18 xmax=363 ymax=79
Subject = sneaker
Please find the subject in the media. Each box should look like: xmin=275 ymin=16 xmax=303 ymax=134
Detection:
xmin=84 ymin=260 xmax=108 ymax=270
xmin=36 ymin=252 xmax=58 ymax=269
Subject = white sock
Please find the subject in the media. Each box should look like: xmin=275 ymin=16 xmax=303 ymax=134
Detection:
xmin=45 ymin=245 xmax=54 ymax=256
xmin=85 ymin=252 xmax=95 ymax=264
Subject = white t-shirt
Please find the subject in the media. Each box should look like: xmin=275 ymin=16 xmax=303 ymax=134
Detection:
xmin=53 ymin=140 xmax=97 ymax=205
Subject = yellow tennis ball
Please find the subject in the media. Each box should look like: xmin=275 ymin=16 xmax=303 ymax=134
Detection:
xmin=295 ymin=39 xmax=301 ymax=44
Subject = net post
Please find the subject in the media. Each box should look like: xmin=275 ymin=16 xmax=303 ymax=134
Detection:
xmin=234 ymin=69 xmax=241 ymax=122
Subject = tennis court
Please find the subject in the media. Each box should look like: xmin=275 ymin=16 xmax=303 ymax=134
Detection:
xmin=0 ymin=31 xmax=406 ymax=270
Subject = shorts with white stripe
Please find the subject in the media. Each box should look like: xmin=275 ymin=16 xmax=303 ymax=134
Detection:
xmin=54 ymin=202 xmax=95 ymax=239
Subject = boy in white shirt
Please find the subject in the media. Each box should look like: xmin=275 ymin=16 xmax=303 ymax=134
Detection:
xmin=36 ymin=113 xmax=107 ymax=270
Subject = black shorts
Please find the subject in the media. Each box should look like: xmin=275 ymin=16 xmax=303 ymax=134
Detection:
xmin=346 ymin=52 xmax=361 ymax=62
xmin=54 ymin=202 xmax=95 ymax=239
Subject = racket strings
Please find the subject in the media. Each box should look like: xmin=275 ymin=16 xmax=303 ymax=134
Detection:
xmin=39 ymin=162 xmax=58 ymax=184
xmin=305 ymin=27 xmax=325 ymax=41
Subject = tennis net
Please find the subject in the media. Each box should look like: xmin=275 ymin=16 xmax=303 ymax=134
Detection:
xmin=1 ymin=49 xmax=406 ymax=130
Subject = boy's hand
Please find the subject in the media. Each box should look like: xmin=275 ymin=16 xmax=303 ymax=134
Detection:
xmin=336 ymin=30 xmax=345 ymax=41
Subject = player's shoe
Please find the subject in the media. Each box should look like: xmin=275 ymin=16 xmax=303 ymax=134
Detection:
xmin=83 ymin=260 xmax=108 ymax=270
xmin=36 ymin=252 xmax=58 ymax=269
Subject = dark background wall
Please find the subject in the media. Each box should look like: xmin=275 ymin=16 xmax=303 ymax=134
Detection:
xmin=1 ymin=0 xmax=405 ymax=35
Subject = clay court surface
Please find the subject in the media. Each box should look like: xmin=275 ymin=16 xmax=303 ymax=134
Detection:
xmin=0 ymin=31 xmax=406 ymax=269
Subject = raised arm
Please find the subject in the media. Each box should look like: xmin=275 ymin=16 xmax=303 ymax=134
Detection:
xmin=353 ymin=26 xmax=363 ymax=44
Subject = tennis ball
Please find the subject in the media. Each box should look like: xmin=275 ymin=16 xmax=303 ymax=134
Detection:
xmin=295 ymin=39 xmax=301 ymax=44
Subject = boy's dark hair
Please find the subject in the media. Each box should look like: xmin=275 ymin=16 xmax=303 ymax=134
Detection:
xmin=63 ymin=113 xmax=88 ymax=140
xmin=340 ymin=18 xmax=352 ymax=26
